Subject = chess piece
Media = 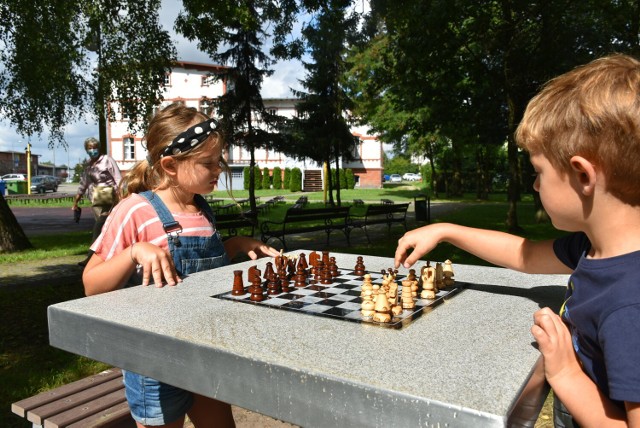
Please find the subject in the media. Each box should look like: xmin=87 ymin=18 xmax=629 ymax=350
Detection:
xmin=443 ymin=259 xmax=455 ymax=287
xmin=373 ymin=288 xmax=392 ymax=322
xmin=435 ymin=262 xmax=444 ymax=290
xmin=298 ymin=252 xmax=309 ymax=273
xmin=232 ymin=270 xmax=246 ymax=296
xmin=322 ymin=250 xmax=330 ymax=267
xmin=294 ymin=264 xmax=307 ymax=287
xmin=354 ymin=256 xmax=365 ymax=276
xmin=264 ymin=262 xmax=275 ymax=283
xmin=249 ymin=269 xmax=265 ymax=301
xmin=279 ymin=269 xmax=292 ymax=293
xmin=401 ymin=279 xmax=416 ymax=308
xmin=329 ymin=257 xmax=339 ymax=278
xmin=360 ymin=274 xmax=373 ymax=297
xmin=420 ymin=264 xmax=436 ymax=299
xmin=308 ymin=251 xmax=320 ymax=275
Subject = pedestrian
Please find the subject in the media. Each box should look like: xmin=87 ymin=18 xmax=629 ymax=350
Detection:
xmin=82 ymin=102 xmax=279 ymax=427
xmin=72 ymin=137 xmax=122 ymax=265
xmin=394 ymin=54 xmax=640 ymax=427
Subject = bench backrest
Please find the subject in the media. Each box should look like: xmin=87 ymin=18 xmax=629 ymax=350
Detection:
xmin=215 ymin=211 xmax=257 ymax=239
xmin=285 ymin=206 xmax=350 ymax=223
xmin=365 ymin=203 xmax=410 ymax=216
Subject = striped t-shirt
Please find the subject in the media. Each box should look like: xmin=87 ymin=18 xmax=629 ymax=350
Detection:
xmin=91 ymin=193 xmax=216 ymax=262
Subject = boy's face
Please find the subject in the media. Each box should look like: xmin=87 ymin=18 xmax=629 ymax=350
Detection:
xmin=530 ymin=153 xmax=581 ymax=232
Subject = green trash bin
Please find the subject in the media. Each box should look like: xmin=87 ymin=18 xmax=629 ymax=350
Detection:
xmin=7 ymin=180 xmax=28 ymax=194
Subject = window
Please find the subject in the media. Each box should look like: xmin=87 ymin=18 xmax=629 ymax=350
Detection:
xmin=201 ymin=75 xmax=215 ymax=86
xmin=267 ymin=108 xmax=277 ymax=116
xmin=123 ymin=137 xmax=135 ymax=161
xmin=163 ymin=74 xmax=171 ymax=86
xmin=199 ymin=98 xmax=213 ymax=116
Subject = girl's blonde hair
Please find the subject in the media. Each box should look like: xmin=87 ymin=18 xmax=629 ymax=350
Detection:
xmin=516 ymin=53 xmax=640 ymax=205
xmin=120 ymin=103 xmax=226 ymax=195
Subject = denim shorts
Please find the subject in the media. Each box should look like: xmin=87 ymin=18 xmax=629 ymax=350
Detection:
xmin=123 ymin=370 xmax=194 ymax=426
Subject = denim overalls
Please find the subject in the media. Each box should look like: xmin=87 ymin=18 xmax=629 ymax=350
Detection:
xmin=140 ymin=190 xmax=229 ymax=276
xmin=123 ymin=191 xmax=229 ymax=425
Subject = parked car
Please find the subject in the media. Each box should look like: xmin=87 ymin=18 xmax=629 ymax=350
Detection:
xmin=383 ymin=174 xmax=390 ymax=182
xmin=1 ymin=173 xmax=27 ymax=181
xmin=389 ymin=174 xmax=402 ymax=182
xmin=30 ymin=175 xmax=58 ymax=193
xmin=403 ymin=172 xmax=422 ymax=181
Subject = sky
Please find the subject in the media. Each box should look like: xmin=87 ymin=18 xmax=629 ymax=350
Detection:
xmin=0 ymin=1 xmax=307 ymax=168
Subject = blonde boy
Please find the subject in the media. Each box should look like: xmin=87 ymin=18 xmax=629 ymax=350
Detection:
xmin=395 ymin=54 xmax=640 ymax=427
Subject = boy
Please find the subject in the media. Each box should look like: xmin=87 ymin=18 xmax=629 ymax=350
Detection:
xmin=394 ymin=54 xmax=640 ymax=427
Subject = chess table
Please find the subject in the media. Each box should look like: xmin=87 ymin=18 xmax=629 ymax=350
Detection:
xmin=48 ymin=251 xmax=568 ymax=427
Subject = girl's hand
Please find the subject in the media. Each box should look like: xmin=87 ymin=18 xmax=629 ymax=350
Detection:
xmin=245 ymin=241 xmax=280 ymax=260
xmin=394 ymin=225 xmax=440 ymax=268
xmin=130 ymin=242 xmax=182 ymax=287
xmin=531 ymin=307 xmax=582 ymax=383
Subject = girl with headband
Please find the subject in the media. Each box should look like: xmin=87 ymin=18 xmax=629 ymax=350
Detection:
xmin=82 ymin=102 xmax=279 ymax=427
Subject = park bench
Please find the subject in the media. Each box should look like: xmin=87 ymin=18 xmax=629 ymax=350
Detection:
xmin=215 ymin=211 xmax=258 ymax=240
xmin=347 ymin=202 xmax=410 ymax=243
xmin=260 ymin=205 xmax=351 ymax=250
xmin=352 ymin=198 xmax=364 ymax=206
xmin=11 ymin=368 xmax=135 ymax=428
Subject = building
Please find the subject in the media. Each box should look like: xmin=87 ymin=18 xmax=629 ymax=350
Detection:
xmin=107 ymin=61 xmax=384 ymax=190
xmin=0 ymin=150 xmax=40 ymax=178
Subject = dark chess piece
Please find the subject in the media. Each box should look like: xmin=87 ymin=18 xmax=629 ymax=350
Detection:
xmin=354 ymin=256 xmax=365 ymax=277
xmin=232 ymin=270 xmax=246 ymax=296
xmin=329 ymin=257 xmax=339 ymax=278
xmin=249 ymin=272 xmax=265 ymax=302
xmin=279 ymin=270 xmax=292 ymax=293
xmin=298 ymin=253 xmax=308 ymax=272
xmin=314 ymin=260 xmax=325 ymax=283
xmin=267 ymin=269 xmax=281 ymax=295
xmin=287 ymin=257 xmax=296 ymax=280
xmin=264 ymin=262 xmax=275 ymax=283
xmin=294 ymin=265 xmax=307 ymax=287
xmin=320 ymin=262 xmax=333 ymax=285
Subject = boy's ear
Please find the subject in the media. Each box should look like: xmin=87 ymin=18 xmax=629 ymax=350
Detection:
xmin=569 ymin=156 xmax=597 ymax=195
xmin=159 ymin=156 xmax=178 ymax=177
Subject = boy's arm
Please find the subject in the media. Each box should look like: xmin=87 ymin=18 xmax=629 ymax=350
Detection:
xmin=532 ymin=308 xmax=633 ymax=427
xmin=223 ymin=236 xmax=280 ymax=261
xmin=83 ymin=242 xmax=181 ymax=295
xmin=394 ymin=223 xmax=572 ymax=274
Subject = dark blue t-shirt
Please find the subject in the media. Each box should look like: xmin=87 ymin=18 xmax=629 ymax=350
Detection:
xmin=554 ymin=232 xmax=640 ymax=407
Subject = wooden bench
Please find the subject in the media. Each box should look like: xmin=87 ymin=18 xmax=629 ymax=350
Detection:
xmin=11 ymin=368 xmax=135 ymax=428
xmin=352 ymin=199 xmax=364 ymax=206
xmin=260 ymin=206 xmax=351 ymax=250
xmin=347 ymin=203 xmax=410 ymax=243
xmin=216 ymin=211 xmax=258 ymax=240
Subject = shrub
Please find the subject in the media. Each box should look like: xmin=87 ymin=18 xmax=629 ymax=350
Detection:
xmin=243 ymin=167 xmax=251 ymax=190
xmin=290 ymin=168 xmax=302 ymax=192
xmin=262 ymin=167 xmax=271 ymax=189
xmin=254 ymin=166 xmax=263 ymax=190
xmin=283 ymin=167 xmax=291 ymax=190
xmin=273 ymin=166 xmax=282 ymax=190
xmin=345 ymin=168 xmax=355 ymax=189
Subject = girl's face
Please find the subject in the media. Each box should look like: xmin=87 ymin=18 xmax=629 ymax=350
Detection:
xmin=175 ymin=138 xmax=223 ymax=195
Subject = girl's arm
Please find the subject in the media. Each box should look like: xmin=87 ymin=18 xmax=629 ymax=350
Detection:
xmin=394 ymin=223 xmax=572 ymax=274
xmin=83 ymin=242 xmax=181 ymax=296
xmin=532 ymin=308 xmax=633 ymax=427
xmin=223 ymin=236 xmax=280 ymax=261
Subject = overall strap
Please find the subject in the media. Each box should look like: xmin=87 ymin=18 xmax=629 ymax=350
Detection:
xmin=139 ymin=191 xmax=181 ymax=233
xmin=194 ymin=194 xmax=217 ymax=226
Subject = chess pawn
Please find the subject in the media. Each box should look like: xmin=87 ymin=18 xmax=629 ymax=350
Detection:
xmin=294 ymin=265 xmax=307 ymax=287
xmin=388 ymin=282 xmax=399 ymax=306
xmin=279 ymin=270 xmax=292 ymax=293
xmin=263 ymin=262 xmax=275 ymax=283
xmin=232 ymin=270 xmax=246 ymax=296
xmin=354 ymin=256 xmax=365 ymax=276
xmin=360 ymin=274 xmax=373 ymax=297
xmin=407 ymin=268 xmax=417 ymax=282
xmin=322 ymin=250 xmax=330 ymax=267
xmin=298 ymin=252 xmax=309 ymax=272
xmin=361 ymin=299 xmax=375 ymax=318
xmin=443 ymin=259 xmax=455 ymax=287
xmin=401 ymin=279 xmax=416 ymax=308
xmin=411 ymin=280 xmax=419 ymax=298
xmin=329 ymin=256 xmax=339 ymax=277
xmin=373 ymin=288 xmax=392 ymax=323
xmin=372 ymin=283 xmax=380 ymax=302
xmin=249 ymin=272 xmax=265 ymax=301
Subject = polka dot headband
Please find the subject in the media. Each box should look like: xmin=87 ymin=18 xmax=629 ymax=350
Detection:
xmin=161 ymin=118 xmax=219 ymax=157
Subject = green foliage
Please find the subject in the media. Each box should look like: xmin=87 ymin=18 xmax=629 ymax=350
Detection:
xmin=345 ymin=168 xmax=355 ymax=189
xmin=384 ymin=155 xmax=413 ymax=175
xmin=262 ymin=167 xmax=271 ymax=189
xmin=283 ymin=167 xmax=291 ymax=189
xmin=254 ymin=166 xmax=263 ymax=190
xmin=272 ymin=166 xmax=282 ymax=190
xmin=243 ymin=167 xmax=251 ymax=190
xmin=289 ymin=167 xmax=302 ymax=192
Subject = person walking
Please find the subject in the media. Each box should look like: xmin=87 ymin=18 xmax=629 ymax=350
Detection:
xmin=72 ymin=137 xmax=122 ymax=266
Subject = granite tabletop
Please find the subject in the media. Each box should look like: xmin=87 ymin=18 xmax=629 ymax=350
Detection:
xmin=48 ymin=250 xmax=568 ymax=428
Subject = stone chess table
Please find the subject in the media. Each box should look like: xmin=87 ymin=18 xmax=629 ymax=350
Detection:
xmin=48 ymin=251 xmax=568 ymax=427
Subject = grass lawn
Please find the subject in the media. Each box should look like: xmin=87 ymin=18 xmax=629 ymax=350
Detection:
xmin=1 ymin=189 xmax=560 ymax=427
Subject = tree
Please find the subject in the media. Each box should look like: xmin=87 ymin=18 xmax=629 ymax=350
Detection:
xmin=0 ymin=0 xmax=175 ymax=252
xmin=176 ymin=0 xmax=299 ymax=214
xmin=290 ymin=0 xmax=359 ymax=207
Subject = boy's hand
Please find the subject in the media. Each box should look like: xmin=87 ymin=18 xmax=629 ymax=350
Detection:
xmin=131 ymin=242 xmax=181 ymax=287
xmin=531 ymin=307 xmax=582 ymax=383
xmin=394 ymin=225 xmax=439 ymax=268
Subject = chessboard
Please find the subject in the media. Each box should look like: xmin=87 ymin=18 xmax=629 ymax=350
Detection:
xmin=211 ymin=253 xmax=465 ymax=330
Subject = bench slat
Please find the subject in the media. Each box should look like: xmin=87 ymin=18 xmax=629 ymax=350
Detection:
xmin=66 ymin=401 xmax=133 ymax=428
xmin=12 ymin=369 xmax=123 ymax=417
xmin=44 ymin=389 xmax=129 ymax=428
xmin=27 ymin=377 xmax=124 ymax=425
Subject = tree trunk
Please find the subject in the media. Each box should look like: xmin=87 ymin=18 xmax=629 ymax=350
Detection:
xmin=0 ymin=195 xmax=32 ymax=252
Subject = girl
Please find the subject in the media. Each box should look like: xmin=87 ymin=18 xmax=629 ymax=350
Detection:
xmin=83 ymin=103 xmax=279 ymax=427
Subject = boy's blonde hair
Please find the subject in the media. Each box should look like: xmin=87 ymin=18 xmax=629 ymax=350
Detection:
xmin=122 ymin=103 xmax=225 ymax=195
xmin=516 ymin=53 xmax=640 ymax=206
